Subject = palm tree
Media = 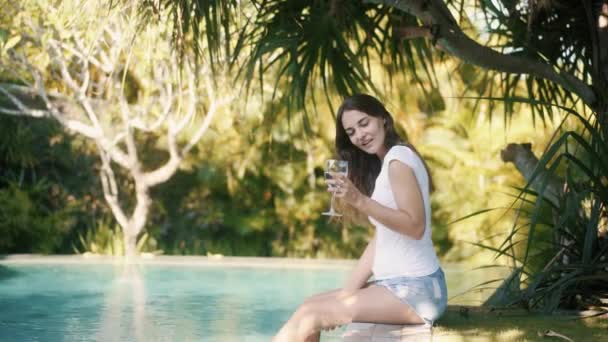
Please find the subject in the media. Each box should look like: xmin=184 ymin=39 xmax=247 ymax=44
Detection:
xmin=140 ymin=0 xmax=608 ymax=312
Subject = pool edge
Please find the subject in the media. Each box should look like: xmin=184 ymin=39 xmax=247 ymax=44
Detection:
xmin=0 ymin=254 xmax=356 ymax=269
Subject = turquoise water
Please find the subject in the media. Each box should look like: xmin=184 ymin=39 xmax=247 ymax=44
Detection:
xmin=0 ymin=263 xmax=349 ymax=342
xmin=0 ymin=261 xmax=506 ymax=341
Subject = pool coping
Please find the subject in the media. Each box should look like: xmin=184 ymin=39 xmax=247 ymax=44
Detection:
xmin=0 ymin=254 xmax=357 ymax=269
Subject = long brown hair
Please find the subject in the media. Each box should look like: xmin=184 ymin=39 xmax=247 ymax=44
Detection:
xmin=335 ymin=94 xmax=433 ymax=196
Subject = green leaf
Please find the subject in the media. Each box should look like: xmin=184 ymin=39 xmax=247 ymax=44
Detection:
xmin=3 ymin=35 xmax=21 ymax=51
xmin=0 ymin=29 xmax=8 ymax=43
xmin=483 ymin=267 xmax=524 ymax=307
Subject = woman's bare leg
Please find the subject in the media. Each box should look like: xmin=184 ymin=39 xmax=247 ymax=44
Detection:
xmin=273 ymin=285 xmax=423 ymax=342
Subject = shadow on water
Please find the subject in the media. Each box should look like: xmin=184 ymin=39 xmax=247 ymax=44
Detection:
xmin=0 ymin=264 xmax=20 ymax=282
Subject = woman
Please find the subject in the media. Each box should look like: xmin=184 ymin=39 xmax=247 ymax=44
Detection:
xmin=273 ymin=94 xmax=447 ymax=342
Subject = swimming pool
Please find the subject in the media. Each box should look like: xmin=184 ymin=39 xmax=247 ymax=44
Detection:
xmin=0 ymin=256 xmax=353 ymax=341
xmin=0 ymin=256 xmax=506 ymax=341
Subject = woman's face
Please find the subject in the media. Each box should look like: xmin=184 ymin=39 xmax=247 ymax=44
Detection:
xmin=341 ymin=109 xmax=387 ymax=157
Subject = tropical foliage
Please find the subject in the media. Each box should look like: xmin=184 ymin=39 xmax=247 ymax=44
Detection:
xmin=144 ymin=0 xmax=608 ymax=313
xmin=0 ymin=0 xmax=235 ymax=255
xmin=0 ymin=115 xmax=98 ymax=253
xmin=0 ymin=0 xmax=606 ymax=315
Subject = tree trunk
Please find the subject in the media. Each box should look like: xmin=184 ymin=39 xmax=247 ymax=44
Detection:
xmin=500 ymin=143 xmax=563 ymax=207
xmin=123 ymin=180 xmax=151 ymax=257
xmin=124 ymin=232 xmax=138 ymax=258
xmin=500 ymin=142 xmax=576 ymax=268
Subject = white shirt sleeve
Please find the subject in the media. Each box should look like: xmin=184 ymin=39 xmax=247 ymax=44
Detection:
xmin=385 ymin=145 xmax=421 ymax=173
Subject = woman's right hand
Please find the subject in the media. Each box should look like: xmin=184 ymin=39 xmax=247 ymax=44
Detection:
xmin=324 ymin=172 xmax=339 ymax=192
xmin=332 ymin=174 xmax=368 ymax=210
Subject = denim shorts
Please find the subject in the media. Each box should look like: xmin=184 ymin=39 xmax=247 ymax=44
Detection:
xmin=373 ymin=267 xmax=448 ymax=325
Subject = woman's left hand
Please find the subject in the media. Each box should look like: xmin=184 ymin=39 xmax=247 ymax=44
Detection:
xmin=333 ymin=174 xmax=366 ymax=209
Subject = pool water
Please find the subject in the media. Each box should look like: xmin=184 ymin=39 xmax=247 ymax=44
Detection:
xmin=0 ymin=259 xmax=507 ymax=341
xmin=0 ymin=262 xmax=349 ymax=342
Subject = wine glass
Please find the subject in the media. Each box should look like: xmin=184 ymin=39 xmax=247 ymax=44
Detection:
xmin=322 ymin=159 xmax=348 ymax=217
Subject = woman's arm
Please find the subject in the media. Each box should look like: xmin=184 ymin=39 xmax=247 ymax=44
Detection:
xmin=343 ymin=236 xmax=375 ymax=292
xmin=335 ymin=160 xmax=426 ymax=240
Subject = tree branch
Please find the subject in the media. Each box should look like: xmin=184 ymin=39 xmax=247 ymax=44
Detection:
xmin=172 ymin=67 xmax=198 ymax=135
xmin=98 ymin=137 xmax=132 ymax=169
xmin=98 ymin=150 xmax=129 ymax=229
xmin=47 ymin=38 xmax=104 ymax=130
xmin=118 ymin=98 xmax=139 ymax=169
xmin=128 ymin=88 xmax=174 ymax=132
xmin=0 ymin=85 xmax=48 ymax=117
xmin=182 ymin=73 xmax=233 ymax=155
xmin=394 ymin=26 xmax=433 ymax=40
xmin=143 ymin=73 xmax=233 ymax=187
xmin=0 ymin=83 xmax=103 ymax=139
xmin=141 ymin=151 xmax=181 ymax=187
xmin=50 ymin=38 xmax=113 ymax=73
xmin=365 ymin=0 xmax=598 ymax=108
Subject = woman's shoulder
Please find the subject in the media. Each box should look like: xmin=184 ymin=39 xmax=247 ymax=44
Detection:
xmin=386 ymin=144 xmax=415 ymax=159
xmin=385 ymin=144 xmax=424 ymax=167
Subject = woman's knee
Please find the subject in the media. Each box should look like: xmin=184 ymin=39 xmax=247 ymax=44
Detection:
xmin=296 ymin=300 xmax=323 ymax=319
xmin=294 ymin=301 xmax=338 ymax=329
xmin=291 ymin=301 xmax=313 ymax=324
xmin=313 ymin=300 xmax=354 ymax=326
xmin=303 ymin=289 xmax=342 ymax=305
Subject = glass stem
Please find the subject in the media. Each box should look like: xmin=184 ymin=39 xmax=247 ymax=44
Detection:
xmin=330 ymin=192 xmax=336 ymax=213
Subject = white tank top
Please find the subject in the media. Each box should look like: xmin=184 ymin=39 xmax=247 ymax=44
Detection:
xmin=369 ymin=145 xmax=440 ymax=279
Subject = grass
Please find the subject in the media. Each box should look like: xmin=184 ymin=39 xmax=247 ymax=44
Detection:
xmin=432 ymin=306 xmax=608 ymax=341
xmin=325 ymin=306 xmax=606 ymax=341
